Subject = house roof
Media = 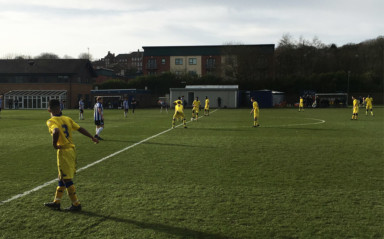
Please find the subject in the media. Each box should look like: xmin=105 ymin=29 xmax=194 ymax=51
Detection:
xmin=116 ymin=51 xmax=143 ymax=59
xmin=143 ymin=44 xmax=274 ymax=57
xmin=185 ymin=85 xmax=239 ymax=89
xmin=4 ymin=90 xmax=67 ymax=97
xmin=171 ymin=85 xmax=239 ymax=91
xmin=116 ymin=54 xmax=130 ymax=59
xmin=0 ymin=59 xmax=97 ymax=76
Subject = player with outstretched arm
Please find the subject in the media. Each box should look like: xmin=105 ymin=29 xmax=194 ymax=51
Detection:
xmin=44 ymin=99 xmax=98 ymax=211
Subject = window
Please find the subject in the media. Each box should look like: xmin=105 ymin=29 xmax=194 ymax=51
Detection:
xmin=206 ymin=58 xmax=216 ymax=69
xmin=188 ymin=71 xmax=197 ymax=76
xmin=161 ymin=58 xmax=166 ymax=64
xmin=189 ymin=58 xmax=197 ymax=65
xmin=175 ymin=58 xmax=183 ymax=65
xmin=147 ymin=59 xmax=157 ymax=69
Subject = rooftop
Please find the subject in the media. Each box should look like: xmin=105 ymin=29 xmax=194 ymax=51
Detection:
xmin=143 ymin=44 xmax=274 ymax=57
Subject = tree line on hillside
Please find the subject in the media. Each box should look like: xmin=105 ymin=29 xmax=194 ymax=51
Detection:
xmin=273 ymin=34 xmax=384 ymax=93
xmin=4 ymin=52 xmax=92 ymax=60
xmin=99 ymin=35 xmax=383 ymax=94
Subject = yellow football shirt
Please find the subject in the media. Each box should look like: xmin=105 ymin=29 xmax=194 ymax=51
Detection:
xmin=353 ymin=99 xmax=359 ymax=113
xmin=253 ymin=101 xmax=259 ymax=116
xmin=193 ymin=100 xmax=201 ymax=109
xmin=205 ymin=99 xmax=209 ymax=109
xmin=47 ymin=115 xmax=80 ymax=148
xmin=174 ymin=100 xmax=184 ymax=113
xmin=253 ymin=101 xmax=259 ymax=109
xmin=299 ymin=98 xmax=304 ymax=107
xmin=365 ymin=97 xmax=373 ymax=106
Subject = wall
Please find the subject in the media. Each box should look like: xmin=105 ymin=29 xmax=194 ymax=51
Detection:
xmin=170 ymin=56 xmax=202 ymax=76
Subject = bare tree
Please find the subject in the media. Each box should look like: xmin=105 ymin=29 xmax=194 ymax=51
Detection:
xmin=63 ymin=55 xmax=74 ymax=59
xmin=78 ymin=52 xmax=92 ymax=60
xmin=35 ymin=52 xmax=60 ymax=59
xmin=3 ymin=53 xmax=32 ymax=59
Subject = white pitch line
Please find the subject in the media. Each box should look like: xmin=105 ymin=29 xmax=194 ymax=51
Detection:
xmin=0 ymin=109 xmax=218 ymax=206
xmin=262 ymin=118 xmax=326 ymax=128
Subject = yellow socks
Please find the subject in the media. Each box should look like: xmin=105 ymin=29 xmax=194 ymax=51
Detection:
xmin=54 ymin=186 xmax=66 ymax=204
xmin=66 ymin=184 xmax=80 ymax=206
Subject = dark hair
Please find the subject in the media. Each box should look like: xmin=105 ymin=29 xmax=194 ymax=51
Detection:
xmin=49 ymin=99 xmax=61 ymax=109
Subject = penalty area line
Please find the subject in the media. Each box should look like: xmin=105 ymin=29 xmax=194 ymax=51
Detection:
xmin=0 ymin=109 xmax=218 ymax=206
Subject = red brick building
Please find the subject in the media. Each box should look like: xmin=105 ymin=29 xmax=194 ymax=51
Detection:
xmin=0 ymin=59 xmax=96 ymax=109
xmin=142 ymin=45 xmax=275 ymax=80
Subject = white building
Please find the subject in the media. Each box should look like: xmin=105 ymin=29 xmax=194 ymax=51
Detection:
xmin=170 ymin=85 xmax=239 ymax=108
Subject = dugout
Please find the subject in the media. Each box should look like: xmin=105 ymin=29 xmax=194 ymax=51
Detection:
xmin=3 ymin=90 xmax=67 ymax=109
xmin=245 ymin=90 xmax=285 ymax=108
xmin=170 ymin=85 xmax=239 ymax=108
xmin=315 ymin=93 xmax=348 ymax=107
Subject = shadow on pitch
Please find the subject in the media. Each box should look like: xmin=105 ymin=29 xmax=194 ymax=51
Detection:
xmin=103 ymin=139 xmax=215 ymax=149
xmin=78 ymin=210 xmax=229 ymax=239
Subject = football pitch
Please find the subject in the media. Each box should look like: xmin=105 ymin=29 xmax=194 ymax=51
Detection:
xmin=0 ymin=107 xmax=383 ymax=238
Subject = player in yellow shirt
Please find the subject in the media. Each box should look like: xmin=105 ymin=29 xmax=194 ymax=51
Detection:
xmin=250 ymin=97 xmax=260 ymax=127
xmin=364 ymin=95 xmax=374 ymax=116
xmin=204 ymin=96 xmax=210 ymax=116
xmin=299 ymin=96 xmax=304 ymax=112
xmin=172 ymin=97 xmax=187 ymax=128
xmin=44 ymin=99 xmax=99 ymax=211
xmin=191 ymin=97 xmax=201 ymax=121
xmin=351 ymin=96 xmax=359 ymax=120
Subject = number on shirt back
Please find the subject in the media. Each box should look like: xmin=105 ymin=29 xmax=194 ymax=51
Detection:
xmin=62 ymin=124 xmax=69 ymax=138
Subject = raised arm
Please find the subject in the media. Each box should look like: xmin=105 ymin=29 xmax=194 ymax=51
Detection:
xmin=78 ymin=127 xmax=99 ymax=143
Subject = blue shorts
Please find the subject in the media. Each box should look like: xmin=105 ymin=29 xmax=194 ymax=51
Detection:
xmin=94 ymin=120 xmax=104 ymax=126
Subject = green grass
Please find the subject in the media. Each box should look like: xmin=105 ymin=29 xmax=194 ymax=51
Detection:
xmin=0 ymin=107 xmax=383 ymax=238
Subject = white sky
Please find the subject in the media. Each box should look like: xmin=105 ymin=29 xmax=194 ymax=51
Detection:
xmin=0 ymin=0 xmax=383 ymax=60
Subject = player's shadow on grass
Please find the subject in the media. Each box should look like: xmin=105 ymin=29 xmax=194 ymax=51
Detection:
xmin=78 ymin=210 xmax=229 ymax=239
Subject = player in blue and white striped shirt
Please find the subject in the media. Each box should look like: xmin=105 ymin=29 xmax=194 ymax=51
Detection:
xmin=123 ymin=97 xmax=129 ymax=118
xmin=79 ymin=98 xmax=85 ymax=120
xmin=93 ymin=96 xmax=104 ymax=140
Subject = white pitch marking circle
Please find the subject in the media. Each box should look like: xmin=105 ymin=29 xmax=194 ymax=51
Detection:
xmin=263 ymin=118 xmax=326 ymax=127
